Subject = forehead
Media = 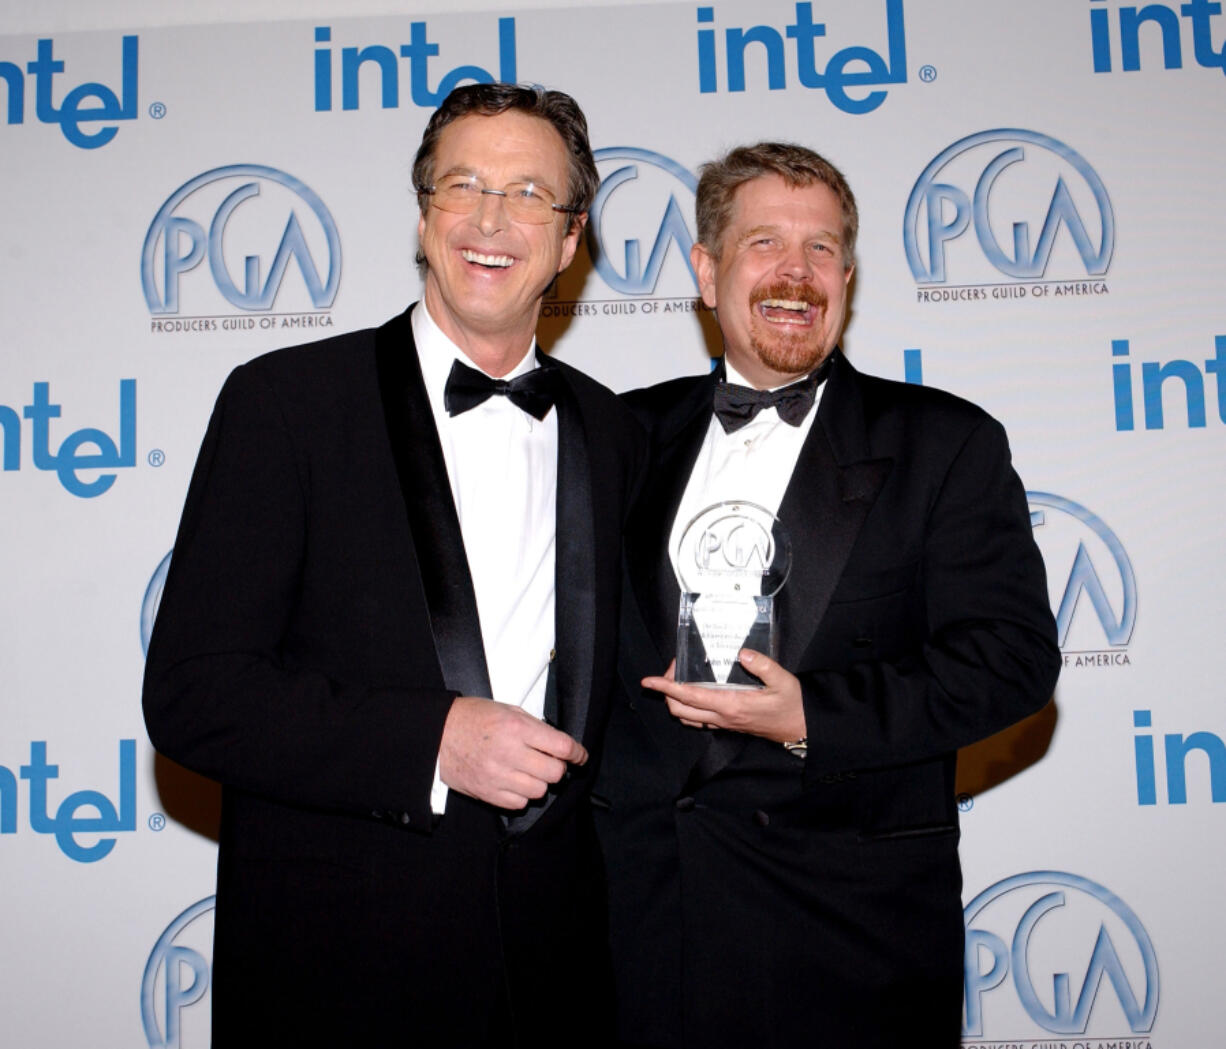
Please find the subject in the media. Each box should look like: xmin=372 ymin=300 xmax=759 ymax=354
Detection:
xmin=432 ymin=110 xmax=570 ymax=185
xmin=725 ymin=174 xmax=843 ymax=238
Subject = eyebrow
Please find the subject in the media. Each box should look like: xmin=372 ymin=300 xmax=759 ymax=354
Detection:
xmin=436 ymin=164 xmax=561 ymax=192
xmin=738 ymin=224 xmax=842 ymax=244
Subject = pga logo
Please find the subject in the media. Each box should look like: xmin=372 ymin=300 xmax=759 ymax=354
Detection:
xmin=142 ymin=897 xmax=214 ymax=1049
xmin=142 ymin=165 xmax=341 ymax=316
xmin=1028 ymin=491 xmax=1136 ymax=651
xmin=904 ymin=130 xmax=1114 ymax=286
xmin=586 ymin=148 xmax=698 ymax=298
xmin=964 ymin=871 xmax=1158 ymax=1038
xmin=141 ymin=550 xmax=172 ymax=655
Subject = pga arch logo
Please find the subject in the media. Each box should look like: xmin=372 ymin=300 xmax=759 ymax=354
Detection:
xmin=142 ymin=165 xmax=341 ymax=316
xmin=963 ymin=871 xmax=1158 ymax=1038
xmin=904 ymin=130 xmax=1114 ymax=285
xmin=141 ymin=550 xmax=172 ymax=655
xmin=1028 ymin=491 xmax=1136 ymax=651
xmin=588 ymin=148 xmax=699 ymax=298
xmin=142 ymin=896 xmax=214 ymax=1049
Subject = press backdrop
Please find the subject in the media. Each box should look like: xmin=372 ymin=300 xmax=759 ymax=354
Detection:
xmin=3 ymin=2 xmax=1223 ymax=1046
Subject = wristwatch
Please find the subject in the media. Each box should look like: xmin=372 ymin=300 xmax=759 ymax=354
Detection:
xmin=782 ymin=737 xmax=808 ymax=759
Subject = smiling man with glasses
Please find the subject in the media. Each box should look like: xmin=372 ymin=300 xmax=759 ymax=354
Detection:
xmin=144 ymin=83 xmax=643 ymax=1049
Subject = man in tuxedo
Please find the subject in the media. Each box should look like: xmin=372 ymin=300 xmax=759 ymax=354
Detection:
xmin=594 ymin=142 xmax=1060 ymax=1048
xmin=143 ymin=83 xmax=642 ymax=1048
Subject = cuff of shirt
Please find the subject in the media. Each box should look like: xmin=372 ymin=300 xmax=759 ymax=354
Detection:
xmin=430 ymin=757 xmax=449 ymax=816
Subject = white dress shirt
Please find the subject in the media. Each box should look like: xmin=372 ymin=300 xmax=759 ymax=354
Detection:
xmin=412 ymin=303 xmax=558 ymax=814
xmin=668 ymin=357 xmax=825 ymax=581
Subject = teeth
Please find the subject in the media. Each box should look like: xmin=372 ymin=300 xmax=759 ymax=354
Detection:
xmin=760 ymin=299 xmax=809 ymax=311
xmin=462 ymin=250 xmax=514 ymax=268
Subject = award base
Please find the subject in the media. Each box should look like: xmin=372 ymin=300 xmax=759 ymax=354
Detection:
xmin=676 ymin=592 xmax=776 ymax=688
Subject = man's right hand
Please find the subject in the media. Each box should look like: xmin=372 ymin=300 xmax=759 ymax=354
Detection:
xmin=438 ymin=696 xmax=588 ymax=810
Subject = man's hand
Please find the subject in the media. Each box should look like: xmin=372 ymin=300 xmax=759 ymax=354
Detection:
xmin=438 ymin=696 xmax=588 ymax=810
xmin=642 ymin=649 xmax=807 ymax=744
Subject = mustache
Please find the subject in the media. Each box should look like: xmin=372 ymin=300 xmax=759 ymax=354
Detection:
xmin=750 ymin=281 xmax=828 ymax=310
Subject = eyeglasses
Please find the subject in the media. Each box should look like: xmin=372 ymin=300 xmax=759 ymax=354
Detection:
xmin=416 ymin=174 xmax=581 ymax=225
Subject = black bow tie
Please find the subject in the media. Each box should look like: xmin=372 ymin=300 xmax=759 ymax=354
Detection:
xmin=444 ymin=358 xmax=559 ymax=421
xmin=712 ymin=358 xmax=831 ymax=434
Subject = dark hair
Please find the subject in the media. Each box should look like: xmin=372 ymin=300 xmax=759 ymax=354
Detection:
xmin=695 ymin=142 xmax=858 ymax=268
xmin=413 ymin=82 xmax=598 ymax=232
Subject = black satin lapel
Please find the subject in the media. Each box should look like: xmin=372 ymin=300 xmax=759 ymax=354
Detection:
xmin=624 ymin=388 xmax=716 ymax=669
xmin=549 ymin=367 xmax=596 ymax=745
xmin=623 ymin=376 xmax=720 ymax=786
xmin=375 ymin=310 xmax=492 ymax=699
xmin=775 ymin=387 xmax=891 ymax=670
xmin=506 ymin=364 xmax=597 ymax=835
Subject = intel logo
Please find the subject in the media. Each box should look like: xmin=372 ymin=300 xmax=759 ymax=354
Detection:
xmin=1 ymin=379 xmax=136 ymax=497
xmin=141 ymin=165 xmax=341 ymax=320
xmin=0 ymin=35 xmax=138 ymax=148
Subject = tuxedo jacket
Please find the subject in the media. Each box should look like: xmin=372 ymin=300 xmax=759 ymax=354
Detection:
xmin=143 ymin=306 xmax=643 ymax=1048
xmin=594 ymin=351 xmax=1060 ymax=1049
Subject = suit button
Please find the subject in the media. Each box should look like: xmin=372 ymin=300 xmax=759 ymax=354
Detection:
xmin=753 ymin=810 xmax=770 ymax=827
xmin=675 ymin=797 xmax=696 ymax=812
xmin=398 ymin=812 xmax=411 ymax=826
xmin=371 ymin=809 xmax=384 ymax=820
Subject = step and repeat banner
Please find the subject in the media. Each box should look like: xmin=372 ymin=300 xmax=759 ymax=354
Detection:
xmin=2 ymin=2 xmax=1223 ymax=1045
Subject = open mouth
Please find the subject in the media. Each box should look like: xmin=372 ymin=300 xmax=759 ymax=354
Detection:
xmin=752 ymin=282 xmax=826 ymax=327
xmin=757 ymin=298 xmax=817 ymax=325
xmin=461 ymin=249 xmax=514 ymax=269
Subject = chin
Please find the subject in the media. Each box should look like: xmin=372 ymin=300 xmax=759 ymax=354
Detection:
xmin=751 ymin=335 xmax=827 ymax=377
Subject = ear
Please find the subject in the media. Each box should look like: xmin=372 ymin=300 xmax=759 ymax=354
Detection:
xmin=557 ymin=212 xmax=587 ymax=273
xmin=691 ymin=242 xmax=719 ymax=309
xmin=843 ymin=260 xmax=855 ymax=287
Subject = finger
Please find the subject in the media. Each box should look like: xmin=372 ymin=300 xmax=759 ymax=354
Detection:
xmin=642 ymin=677 xmax=721 ymax=709
xmin=677 ymin=716 xmax=718 ymax=730
xmin=524 ymin=720 xmax=588 ymax=765
xmin=490 ymin=788 xmax=531 ymax=810
xmin=738 ymin=647 xmax=782 ymax=685
xmin=668 ymin=681 xmax=737 ymax=716
xmin=517 ymin=750 xmax=569 ymax=787
xmin=641 ymin=659 xmax=678 ymax=694
xmin=665 ymin=695 xmax=724 ymax=728
xmin=504 ymin=769 xmax=551 ymax=801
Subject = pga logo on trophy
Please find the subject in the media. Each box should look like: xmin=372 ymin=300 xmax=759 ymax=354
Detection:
xmin=674 ymin=501 xmax=791 ymax=688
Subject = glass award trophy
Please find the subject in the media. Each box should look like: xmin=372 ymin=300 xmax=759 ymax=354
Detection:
xmin=674 ymin=501 xmax=792 ymax=688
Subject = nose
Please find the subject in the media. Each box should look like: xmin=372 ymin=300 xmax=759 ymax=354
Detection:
xmin=472 ymin=190 xmax=510 ymax=236
xmin=775 ymin=241 xmax=813 ymax=281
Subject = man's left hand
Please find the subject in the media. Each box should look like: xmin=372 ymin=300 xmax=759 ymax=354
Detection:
xmin=642 ymin=649 xmax=807 ymax=744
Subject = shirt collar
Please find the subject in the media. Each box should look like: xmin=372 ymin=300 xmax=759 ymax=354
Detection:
xmin=412 ymin=301 xmax=538 ymax=420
